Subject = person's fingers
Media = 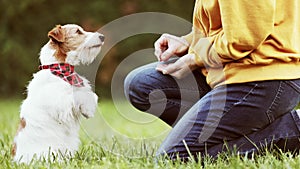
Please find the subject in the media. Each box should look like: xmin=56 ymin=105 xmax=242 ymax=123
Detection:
xmin=154 ymin=49 xmax=162 ymax=61
xmin=169 ymin=68 xmax=186 ymax=79
xmin=154 ymin=33 xmax=189 ymax=61
xmin=156 ymin=58 xmax=193 ymax=79
xmin=154 ymin=35 xmax=168 ymax=61
xmin=160 ymin=47 xmax=175 ymax=62
xmin=165 ymin=61 xmax=182 ymax=75
xmin=156 ymin=63 xmax=177 ymax=75
xmin=155 ymin=64 xmax=168 ymax=74
xmin=156 ymin=61 xmax=180 ymax=75
xmin=154 ymin=40 xmax=162 ymax=57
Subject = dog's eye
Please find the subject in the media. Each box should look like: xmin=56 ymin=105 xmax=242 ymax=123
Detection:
xmin=76 ymin=29 xmax=83 ymax=35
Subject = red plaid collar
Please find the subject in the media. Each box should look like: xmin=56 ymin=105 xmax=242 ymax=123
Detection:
xmin=39 ymin=63 xmax=84 ymax=87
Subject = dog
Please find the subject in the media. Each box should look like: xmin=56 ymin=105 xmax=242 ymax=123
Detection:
xmin=12 ymin=24 xmax=104 ymax=163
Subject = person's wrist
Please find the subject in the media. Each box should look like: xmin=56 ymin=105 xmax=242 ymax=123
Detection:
xmin=179 ymin=36 xmax=190 ymax=47
xmin=190 ymin=52 xmax=204 ymax=67
xmin=188 ymin=53 xmax=199 ymax=70
xmin=177 ymin=40 xmax=189 ymax=57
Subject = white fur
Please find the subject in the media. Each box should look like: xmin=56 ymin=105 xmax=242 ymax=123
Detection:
xmin=13 ymin=24 xmax=104 ymax=163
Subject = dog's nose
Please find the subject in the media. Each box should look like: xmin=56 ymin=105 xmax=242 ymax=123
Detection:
xmin=99 ymin=35 xmax=105 ymax=42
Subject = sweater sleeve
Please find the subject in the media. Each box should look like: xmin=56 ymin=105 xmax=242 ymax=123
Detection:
xmin=193 ymin=0 xmax=275 ymax=68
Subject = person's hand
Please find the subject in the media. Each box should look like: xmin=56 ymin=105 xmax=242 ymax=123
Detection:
xmin=154 ymin=33 xmax=189 ymax=62
xmin=156 ymin=53 xmax=198 ymax=79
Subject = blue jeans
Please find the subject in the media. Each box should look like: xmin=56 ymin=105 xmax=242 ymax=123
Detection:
xmin=124 ymin=61 xmax=300 ymax=161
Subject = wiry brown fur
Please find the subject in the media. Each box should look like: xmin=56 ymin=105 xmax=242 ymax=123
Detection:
xmin=47 ymin=25 xmax=88 ymax=62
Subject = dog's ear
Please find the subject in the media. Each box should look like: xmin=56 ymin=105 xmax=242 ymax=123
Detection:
xmin=48 ymin=25 xmax=65 ymax=43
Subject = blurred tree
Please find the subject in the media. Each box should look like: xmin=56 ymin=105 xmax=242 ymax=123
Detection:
xmin=0 ymin=0 xmax=194 ymax=98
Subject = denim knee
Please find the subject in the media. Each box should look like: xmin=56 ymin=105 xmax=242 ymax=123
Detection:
xmin=124 ymin=69 xmax=137 ymax=102
xmin=124 ymin=67 xmax=155 ymax=112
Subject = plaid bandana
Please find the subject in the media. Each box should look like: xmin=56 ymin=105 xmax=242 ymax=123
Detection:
xmin=39 ymin=63 xmax=84 ymax=87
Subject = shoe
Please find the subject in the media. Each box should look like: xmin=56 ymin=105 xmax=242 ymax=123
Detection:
xmin=296 ymin=109 xmax=300 ymax=118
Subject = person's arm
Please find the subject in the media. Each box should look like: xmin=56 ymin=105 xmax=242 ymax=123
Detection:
xmin=192 ymin=0 xmax=275 ymax=68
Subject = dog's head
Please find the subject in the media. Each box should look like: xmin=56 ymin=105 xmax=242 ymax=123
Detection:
xmin=42 ymin=24 xmax=104 ymax=65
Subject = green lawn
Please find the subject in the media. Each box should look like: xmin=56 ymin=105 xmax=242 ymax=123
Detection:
xmin=1 ymin=98 xmax=300 ymax=168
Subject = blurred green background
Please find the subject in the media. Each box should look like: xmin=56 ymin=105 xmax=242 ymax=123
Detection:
xmin=0 ymin=0 xmax=194 ymax=99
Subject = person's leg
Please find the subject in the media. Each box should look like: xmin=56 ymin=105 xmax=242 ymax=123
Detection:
xmin=156 ymin=79 xmax=300 ymax=161
xmin=207 ymin=110 xmax=300 ymax=158
xmin=207 ymin=79 xmax=300 ymax=157
xmin=124 ymin=59 xmax=211 ymax=126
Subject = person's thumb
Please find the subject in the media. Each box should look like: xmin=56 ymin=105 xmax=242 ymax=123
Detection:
xmin=160 ymin=47 xmax=175 ymax=61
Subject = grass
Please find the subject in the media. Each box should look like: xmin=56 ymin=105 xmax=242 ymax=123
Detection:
xmin=1 ymin=98 xmax=300 ymax=168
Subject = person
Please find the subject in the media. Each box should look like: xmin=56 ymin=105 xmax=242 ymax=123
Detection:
xmin=124 ymin=0 xmax=300 ymax=161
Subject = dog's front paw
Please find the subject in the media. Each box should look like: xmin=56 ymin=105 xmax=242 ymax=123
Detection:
xmin=80 ymin=105 xmax=96 ymax=118
xmin=80 ymin=93 xmax=98 ymax=118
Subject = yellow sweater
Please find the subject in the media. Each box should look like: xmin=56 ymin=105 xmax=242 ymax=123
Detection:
xmin=183 ymin=0 xmax=300 ymax=88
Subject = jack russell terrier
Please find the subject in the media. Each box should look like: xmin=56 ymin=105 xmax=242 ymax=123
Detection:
xmin=12 ymin=24 xmax=104 ymax=163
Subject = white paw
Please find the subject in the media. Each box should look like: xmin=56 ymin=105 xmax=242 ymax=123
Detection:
xmin=79 ymin=93 xmax=98 ymax=118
